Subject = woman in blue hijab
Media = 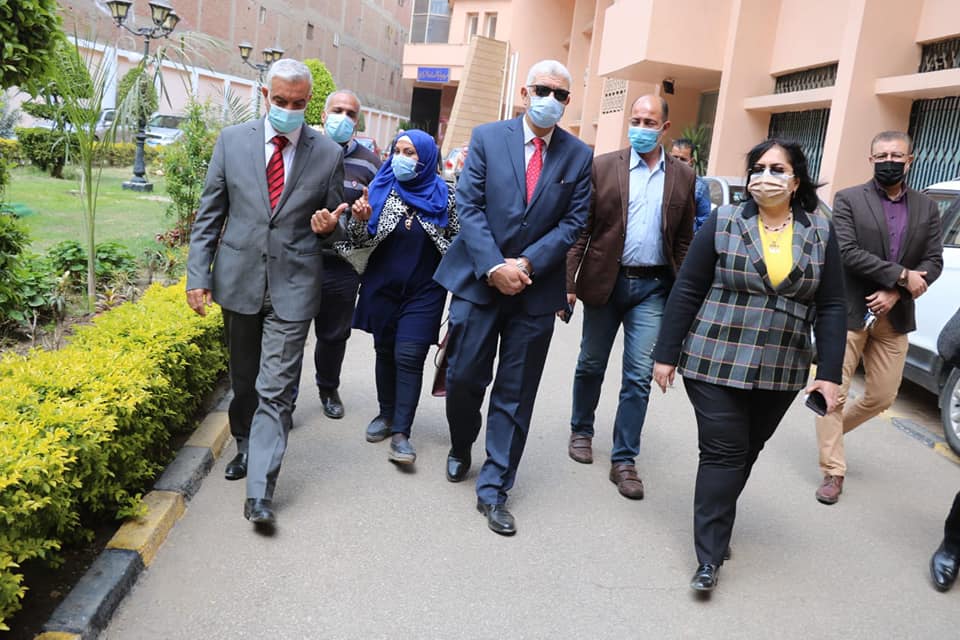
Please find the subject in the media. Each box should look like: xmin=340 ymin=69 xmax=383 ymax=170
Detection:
xmin=336 ymin=129 xmax=459 ymax=466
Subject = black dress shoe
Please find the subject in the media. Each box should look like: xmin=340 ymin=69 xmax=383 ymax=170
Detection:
xmin=690 ymin=564 xmax=719 ymax=592
xmin=477 ymin=501 xmax=516 ymax=536
xmin=930 ymin=542 xmax=959 ymax=592
xmin=319 ymin=389 xmax=344 ymax=419
xmin=446 ymin=450 xmax=471 ymax=482
xmin=224 ymin=452 xmax=248 ymax=481
xmin=243 ymin=498 xmax=276 ymax=525
xmin=366 ymin=416 xmax=393 ymax=442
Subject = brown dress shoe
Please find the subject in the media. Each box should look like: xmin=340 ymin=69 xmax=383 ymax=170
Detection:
xmin=610 ymin=463 xmax=644 ymax=499
xmin=815 ymin=474 xmax=843 ymax=505
xmin=568 ymin=433 xmax=593 ymax=464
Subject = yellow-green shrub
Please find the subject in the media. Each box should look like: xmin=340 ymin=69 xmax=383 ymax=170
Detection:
xmin=0 ymin=139 xmax=22 ymax=166
xmin=0 ymin=280 xmax=226 ymax=629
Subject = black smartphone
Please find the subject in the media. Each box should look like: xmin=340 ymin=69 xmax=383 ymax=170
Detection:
xmin=561 ymin=302 xmax=575 ymax=324
xmin=805 ymin=390 xmax=827 ymax=416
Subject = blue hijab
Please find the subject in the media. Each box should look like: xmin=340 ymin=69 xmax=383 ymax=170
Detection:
xmin=366 ymin=129 xmax=449 ymax=235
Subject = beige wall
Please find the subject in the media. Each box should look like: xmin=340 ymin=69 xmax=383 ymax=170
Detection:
xmin=769 ymin=0 xmax=846 ymax=75
xmin=708 ymin=0 xmax=780 ymax=177
xmin=818 ymin=0 xmax=924 ymax=199
xmin=448 ymin=0 xmax=513 ymax=45
xmin=916 ymin=0 xmax=960 ymax=43
xmin=510 ymin=0 xmax=577 ymax=113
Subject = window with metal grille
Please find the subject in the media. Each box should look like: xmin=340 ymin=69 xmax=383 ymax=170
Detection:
xmin=600 ymin=78 xmax=627 ymax=115
xmin=768 ymin=108 xmax=830 ymax=180
xmin=907 ymin=96 xmax=960 ymax=188
xmin=919 ymin=37 xmax=960 ymax=73
xmin=773 ymin=64 xmax=838 ymax=94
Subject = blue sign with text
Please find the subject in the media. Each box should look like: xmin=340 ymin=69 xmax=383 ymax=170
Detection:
xmin=417 ymin=67 xmax=450 ymax=83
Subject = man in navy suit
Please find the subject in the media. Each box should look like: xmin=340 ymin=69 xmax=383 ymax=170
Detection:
xmin=434 ymin=59 xmax=593 ymax=535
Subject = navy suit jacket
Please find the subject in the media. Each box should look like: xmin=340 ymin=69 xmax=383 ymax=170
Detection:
xmin=434 ymin=116 xmax=593 ymax=315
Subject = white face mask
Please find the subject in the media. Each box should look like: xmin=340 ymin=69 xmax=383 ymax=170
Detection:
xmin=748 ymin=169 xmax=795 ymax=208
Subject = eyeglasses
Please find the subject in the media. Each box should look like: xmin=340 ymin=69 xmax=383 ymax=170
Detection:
xmin=749 ymin=166 xmax=794 ymax=183
xmin=528 ymin=84 xmax=570 ymax=102
xmin=871 ymin=152 xmax=908 ymax=162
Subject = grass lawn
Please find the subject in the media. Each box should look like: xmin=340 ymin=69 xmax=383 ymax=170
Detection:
xmin=4 ymin=165 xmax=173 ymax=259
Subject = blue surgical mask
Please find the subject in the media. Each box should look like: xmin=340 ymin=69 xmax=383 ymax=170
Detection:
xmin=267 ymin=104 xmax=305 ymax=134
xmin=391 ymin=154 xmax=419 ymax=182
xmin=527 ymin=95 xmax=565 ymax=128
xmin=324 ymin=113 xmax=355 ymax=144
xmin=628 ymin=125 xmax=662 ymax=154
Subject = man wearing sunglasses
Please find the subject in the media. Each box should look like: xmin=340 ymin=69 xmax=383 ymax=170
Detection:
xmin=434 ymin=59 xmax=593 ymax=536
xmin=814 ymin=130 xmax=943 ymax=505
xmin=564 ymin=95 xmax=696 ymax=499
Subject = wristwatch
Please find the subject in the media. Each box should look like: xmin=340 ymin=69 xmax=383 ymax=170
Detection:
xmin=897 ymin=269 xmax=908 ymax=287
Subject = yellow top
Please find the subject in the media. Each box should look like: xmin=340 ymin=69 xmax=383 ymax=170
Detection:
xmin=758 ymin=220 xmax=794 ymax=287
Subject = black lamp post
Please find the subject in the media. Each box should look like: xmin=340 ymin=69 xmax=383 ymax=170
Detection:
xmin=238 ymin=42 xmax=284 ymax=116
xmin=106 ymin=0 xmax=180 ymax=192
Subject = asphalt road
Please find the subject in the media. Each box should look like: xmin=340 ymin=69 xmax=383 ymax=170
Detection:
xmin=101 ymin=314 xmax=960 ymax=639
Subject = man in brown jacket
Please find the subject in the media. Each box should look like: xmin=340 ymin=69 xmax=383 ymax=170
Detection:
xmin=564 ymin=95 xmax=696 ymax=498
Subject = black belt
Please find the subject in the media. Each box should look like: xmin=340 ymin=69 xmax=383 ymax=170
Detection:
xmin=621 ymin=265 xmax=668 ymax=278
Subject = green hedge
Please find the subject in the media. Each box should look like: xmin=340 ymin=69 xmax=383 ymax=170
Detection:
xmin=0 ymin=281 xmax=227 ymax=629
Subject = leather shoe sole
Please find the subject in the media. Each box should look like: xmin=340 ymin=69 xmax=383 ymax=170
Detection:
xmin=477 ymin=501 xmax=516 ymax=536
xmin=224 ymin=453 xmax=247 ymax=481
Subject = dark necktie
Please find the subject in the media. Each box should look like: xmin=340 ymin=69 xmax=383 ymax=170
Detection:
xmin=525 ymin=136 xmax=544 ymax=203
xmin=267 ymin=135 xmax=288 ymax=211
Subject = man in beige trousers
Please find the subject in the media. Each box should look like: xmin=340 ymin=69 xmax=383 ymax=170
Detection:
xmin=814 ymin=131 xmax=942 ymax=505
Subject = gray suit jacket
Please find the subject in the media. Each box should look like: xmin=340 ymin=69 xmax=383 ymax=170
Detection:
xmin=832 ymin=180 xmax=943 ymax=333
xmin=186 ymin=119 xmax=345 ymax=321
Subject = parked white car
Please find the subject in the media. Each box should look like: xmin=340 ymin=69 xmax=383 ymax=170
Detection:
xmin=906 ymin=179 xmax=960 ymax=455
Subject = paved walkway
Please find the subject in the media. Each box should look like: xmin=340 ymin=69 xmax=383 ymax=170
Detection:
xmin=102 ymin=317 xmax=960 ymax=639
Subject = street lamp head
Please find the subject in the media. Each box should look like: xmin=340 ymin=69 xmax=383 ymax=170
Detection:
xmin=261 ymin=48 xmax=275 ymax=65
xmin=238 ymin=41 xmax=253 ymax=61
xmin=271 ymin=47 xmax=284 ymax=63
xmin=105 ymin=0 xmax=132 ymax=25
xmin=162 ymin=10 xmax=180 ymax=33
xmin=148 ymin=0 xmax=173 ymax=28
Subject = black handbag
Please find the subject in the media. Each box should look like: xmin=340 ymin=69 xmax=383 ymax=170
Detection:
xmin=937 ymin=306 xmax=960 ymax=367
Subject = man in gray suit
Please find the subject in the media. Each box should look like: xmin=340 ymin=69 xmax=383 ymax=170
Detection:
xmin=187 ymin=59 xmax=347 ymax=529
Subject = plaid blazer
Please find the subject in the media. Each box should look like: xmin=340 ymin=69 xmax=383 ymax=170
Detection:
xmin=678 ymin=203 xmax=832 ymax=391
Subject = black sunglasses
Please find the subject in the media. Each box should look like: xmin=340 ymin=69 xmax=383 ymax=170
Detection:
xmin=529 ymin=84 xmax=570 ymax=102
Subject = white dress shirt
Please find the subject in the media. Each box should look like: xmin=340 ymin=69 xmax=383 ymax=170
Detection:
xmin=263 ymin=118 xmax=302 ymax=177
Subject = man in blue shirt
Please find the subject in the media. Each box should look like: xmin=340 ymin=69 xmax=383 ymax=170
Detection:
xmin=565 ymin=95 xmax=696 ymax=499
xmin=670 ymin=138 xmax=712 ymax=232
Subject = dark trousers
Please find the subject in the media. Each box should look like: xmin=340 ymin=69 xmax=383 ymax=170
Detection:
xmin=684 ymin=378 xmax=798 ymax=565
xmin=374 ymin=339 xmax=431 ymax=435
xmin=313 ymin=256 xmax=360 ymax=391
xmin=445 ymin=295 xmax=555 ymax=505
xmin=290 ymin=257 xmax=359 ymax=404
xmin=946 ymin=491 xmax=960 ymax=553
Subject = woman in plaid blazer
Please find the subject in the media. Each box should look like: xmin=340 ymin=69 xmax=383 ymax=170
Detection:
xmin=651 ymin=139 xmax=847 ymax=593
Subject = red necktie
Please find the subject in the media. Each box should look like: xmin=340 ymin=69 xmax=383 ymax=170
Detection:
xmin=267 ymin=135 xmax=288 ymax=211
xmin=526 ymin=136 xmax=544 ymax=203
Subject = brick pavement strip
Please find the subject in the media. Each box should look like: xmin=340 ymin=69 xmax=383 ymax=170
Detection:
xmin=35 ymin=412 xmax=230 ymax=639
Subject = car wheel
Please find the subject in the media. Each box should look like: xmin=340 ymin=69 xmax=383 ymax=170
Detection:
xmin=941 ymin=368 xmax=960 ymax=457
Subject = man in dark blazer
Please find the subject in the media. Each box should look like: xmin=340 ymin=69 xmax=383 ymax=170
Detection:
xmin=814 ymin=130 xmax=943 ymax=505
xmin=186 ymin=59 xmax=346 ymax=529
xmin=565 ymin=95 xmax=695 ymax=499
xmin=434 ymin=59 xmax=593 ymax=535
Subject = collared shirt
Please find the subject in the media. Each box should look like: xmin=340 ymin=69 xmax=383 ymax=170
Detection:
xmin=622 ymin=146 xmax=666 ymax=266
xmin=873 ymin=180 xmax=908 ymax=260
xmin=522 ymin=116 xmax=554 ymax=168
xmin=263 ymin=119 xmax=302 ymax=178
